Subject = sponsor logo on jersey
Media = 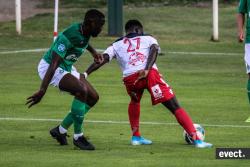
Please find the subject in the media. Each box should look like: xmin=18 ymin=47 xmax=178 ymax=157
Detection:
xmin=65 ymin=54 xmax=78 ymax=61
xmin=151 ymin=84 xmax=163 ymax=100
xmin=58 ymin=43 xmax=66 ymax=52
xmin=128 ymin=52 xmax=146 ymax=66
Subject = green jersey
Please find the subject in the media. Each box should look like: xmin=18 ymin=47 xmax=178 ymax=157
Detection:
xmin=239 ymin=0 xmax=250 ymax=43
xmin=43 ymin=23 xmax=90 ymax=72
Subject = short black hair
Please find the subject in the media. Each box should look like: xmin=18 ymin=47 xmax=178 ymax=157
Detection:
xmin=84 ymin=9 xmax=105 ymax=22
xmin=125 ymin=19 xmax=143 ymax=32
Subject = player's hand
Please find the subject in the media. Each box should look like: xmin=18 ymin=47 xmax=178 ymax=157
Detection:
xmin=94 ymin=53 xmax=104 ymax=64
xmin=134 ymin=70 xmax=149 ymax=85
xmin=26 ymin=89 xmax=45 ymax=108
xmin=238 ymin=31 xmax=244 ymax=43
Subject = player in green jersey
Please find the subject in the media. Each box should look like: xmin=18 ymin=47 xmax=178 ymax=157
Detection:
xmin=237 ymin=0 xmax=250 ymax=104
xmin=26 ymin=9 xmax=105 ymax=151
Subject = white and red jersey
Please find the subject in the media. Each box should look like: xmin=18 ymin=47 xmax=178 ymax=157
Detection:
xmin=104 ymin=33 xmax=160 ymax=77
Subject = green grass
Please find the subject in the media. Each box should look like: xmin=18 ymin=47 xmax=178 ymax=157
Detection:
xmin=36 ymin=0 xmax=237 ymax=9
xmin=0 ymin=4 xmax=250 ymax=167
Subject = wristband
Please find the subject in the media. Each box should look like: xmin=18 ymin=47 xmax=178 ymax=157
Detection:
xmin=83 ymin=72 xmax=88 ymax=79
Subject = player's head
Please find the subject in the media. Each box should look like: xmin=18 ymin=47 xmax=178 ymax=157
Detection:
xmin=83 ymin=9 xmax=105 ymax=37
xmin=125 ymin=19 xmax=143 ymax=35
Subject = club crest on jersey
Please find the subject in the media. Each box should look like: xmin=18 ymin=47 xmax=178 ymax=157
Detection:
xmin=59 ymin=69 xmax=64 ymax=74
xmin=151 ymin=84 xmax=163 ymax=100
xmin=58 ymin=44 xmax=66 ymax=52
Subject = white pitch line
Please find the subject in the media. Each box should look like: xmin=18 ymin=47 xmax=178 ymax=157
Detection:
xmin=0 ymin=48 xmax=242 ymax=56
xmin=0 ymin=117 xmax=249 ymax=128
xmin=0 ymin=48 xmax=105 ymax=55
xmin=168 ymin=51 xmax=242 ymax=56
xmin=0 ymin=48 xmax=48 ymax=54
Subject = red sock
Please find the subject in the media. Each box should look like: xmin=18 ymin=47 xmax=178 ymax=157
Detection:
xmin=174 ymin=108 xmax=199 ymax=140
xmin=128 ymin=102 xmax=141 ymax=137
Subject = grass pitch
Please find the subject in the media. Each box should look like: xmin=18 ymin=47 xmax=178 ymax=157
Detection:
xmin=0 ymin=4 xmax=250 ymax=167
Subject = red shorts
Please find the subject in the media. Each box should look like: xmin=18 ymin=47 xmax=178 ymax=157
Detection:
xmin=123 ymin=68 xmax=175 ymax=105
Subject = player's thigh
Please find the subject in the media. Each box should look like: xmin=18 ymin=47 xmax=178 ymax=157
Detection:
xmin=147 ymin=68 xmax=175 ymax=105
xmin=128 ymin=88 xmax=144 ymax=102
xmin=59 ymin=73 xmax=87 ymax=96
xmin=79 ymin=74 xmax=99 ymax=100
xmin=38 ymin=60 xmax=82 ymax=91
xmin=123 ymin=74 xmax=146 ymax=102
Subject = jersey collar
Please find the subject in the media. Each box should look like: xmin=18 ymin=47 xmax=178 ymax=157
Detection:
xmin=125 ymin=32 xmax=143 ymax=38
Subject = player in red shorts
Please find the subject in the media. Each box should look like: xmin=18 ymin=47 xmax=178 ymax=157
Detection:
xmin=84 ymin=19 xmax=212 ymax=148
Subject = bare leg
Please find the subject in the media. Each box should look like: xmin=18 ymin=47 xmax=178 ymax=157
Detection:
xmin=162 ymin=97 xmax=213 ymax=148
xmin=54 ymin=73 xmax=98 ymax=150
xmin=162 ymin=97 xmax=197 ymax=139
xmin=58 ymin=73 xmax=99 ymax=106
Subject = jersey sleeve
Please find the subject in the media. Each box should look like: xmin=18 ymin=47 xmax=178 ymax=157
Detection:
xmin=147 ymin=36 xmax=159 ymax=46
xmin=238 ymin=0 xmax=247 ymax=14
xmin=147 ymin=36 xmax=161 ymax=54
xmin=51 ymin=34 xmax=72 ymax=59
xmin=104 ymin=45 xmax=116 ymax=61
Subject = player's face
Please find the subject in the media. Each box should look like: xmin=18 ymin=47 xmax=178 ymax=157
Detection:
xmin=91 ymin=19 xmax=105 ymax=37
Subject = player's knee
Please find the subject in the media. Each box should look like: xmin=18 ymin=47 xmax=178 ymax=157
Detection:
xmin=170 ymin=106 xmax=181 ymax=114
xmin=129 ymin=100 xmax=140 ymax=106
xmin=162 ymin=97 xmax=181 ymax=114
xmin=170 ymin=103 xmax=180 ymax=113
xmin=130 ymin=92 xmax=140 ymax=103
xmin=87 ymin=91 xmax=99 ymax=107
xmin=92 ymin=92 xmax=99 ymax=104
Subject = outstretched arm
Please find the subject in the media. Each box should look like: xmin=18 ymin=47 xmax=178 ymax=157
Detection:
xmin=135 ymin=44 xmax=159 ymax=83
xmin=26 ymin=52 xmax=62 ymax=108
xmin=87 ymin=44 xmax=103 ymax=64
xmin=83 ymin=53 xmax=110 ymax=77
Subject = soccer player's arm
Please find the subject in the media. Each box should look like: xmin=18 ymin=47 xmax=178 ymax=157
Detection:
xmin=40 ymin=36 xmax=70 ymax=93
xmin=26 ymin=36 xmax=69 ymax=108
xmin=145 ymin=43 xmax=159 ymax=70
xmin=39 ymin=53 xmax=62 ymax=94
xmin=237 ymin=0 xmax=247 ymax=42
xmin=86 ymin=44 xmax=96 ymax=54
xmin=83 ymin=45 xmax=115 ymax=77
xmin=84 ymin=54 xmax=109 ymax=77
xmin=86 ymin=44 xmax=103 ymax=64
xmin=134 ymin=37 xmax=159 ymax=83
xmin=26 ymin=52 xmax=63 ymax=108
